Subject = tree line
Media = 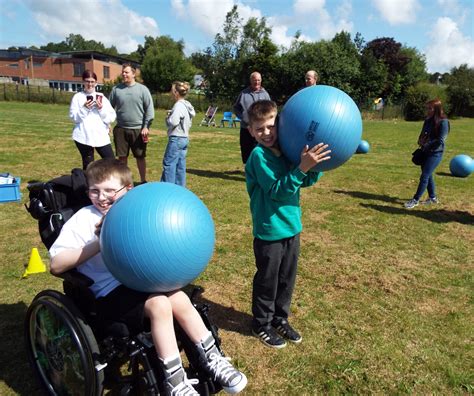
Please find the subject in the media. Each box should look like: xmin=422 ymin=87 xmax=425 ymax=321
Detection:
xmin=21 ymin=6 xmax=474 ymax=119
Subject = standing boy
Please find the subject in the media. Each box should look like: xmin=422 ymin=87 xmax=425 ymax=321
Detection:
xmin=109 ymin=63 xmax=154 ymax=184
xmin=245 ymin=100 xmax=331 ymax=348
xmin=50 ymin=158 xmax=247 ymax=395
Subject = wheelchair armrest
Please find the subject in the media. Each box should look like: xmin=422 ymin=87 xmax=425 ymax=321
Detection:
xmin=27 ymin=181 xmax=47 ymax=192
xmin=57 ymin=269 xmax=94 ymax=288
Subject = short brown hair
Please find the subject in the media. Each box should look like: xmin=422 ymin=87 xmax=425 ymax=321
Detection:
xmin=82 ymin=69 xmax=97 ymax=81
xmin=86 ymin=158 xmax=133 ymax=186
xmin=122 ymin=63 xmax=136 ymax=73
xmin=247 ymin=100 xmax=278 ymax=126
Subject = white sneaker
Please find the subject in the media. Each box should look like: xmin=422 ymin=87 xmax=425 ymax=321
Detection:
xmin=206 ymin=352 xmax=247 ymax=394
xmin=198 ymin=334 xmax=247 ymax=394
xmin=163 ymin=356 xmax=199 ymax=396
xmin=404 ymin=199 xmax=419 ymax=209
xmin=421 ymin=197 xmax=439 ymax=204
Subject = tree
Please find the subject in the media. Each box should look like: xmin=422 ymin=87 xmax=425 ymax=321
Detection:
xmin=40 ymin=33 xmax=118 ymax=56
xmin=446 ymin=64 xmax=474 ymax=116
xmin=362 ymin=37 xmax=410 ymax=102
xmin=278 ymin=32 xmax=361 ymax=103
xmin=140 ymin=36 xmax=196 ymax=92
xmin=194 ymin=5 xmax=243 ymax=100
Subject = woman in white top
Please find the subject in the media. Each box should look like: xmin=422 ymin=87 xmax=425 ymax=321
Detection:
xmin=69 ymin=70 xmax=116 ymax=170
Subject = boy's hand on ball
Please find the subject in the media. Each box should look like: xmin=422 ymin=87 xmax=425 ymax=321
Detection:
xmin=94 ymin=217 xmax=105 ymax=237
xmin=299 ymin=143 xmax=331 ymax=173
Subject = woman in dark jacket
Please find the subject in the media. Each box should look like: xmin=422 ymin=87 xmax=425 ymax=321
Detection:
xmin=405 ymin=98 xmax=449 ymax=209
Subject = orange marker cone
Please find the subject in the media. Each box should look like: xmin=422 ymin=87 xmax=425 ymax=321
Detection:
xmin=22 ymin=248 xmax=46 ymax=278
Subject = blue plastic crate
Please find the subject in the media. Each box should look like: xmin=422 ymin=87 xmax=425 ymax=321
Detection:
xmin=0 ymin=176 xmax=22 ymax=203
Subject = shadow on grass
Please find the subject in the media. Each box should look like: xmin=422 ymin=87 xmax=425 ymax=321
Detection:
xmin=0 ymin=302 xmax=41 ymax=395
xmin=185 ymin=284 xmax=252 ymax=336
xmin=191 ymin=292 xmax=252 ymax=336
xmin=333 ymin=189 xmax=404 ymax=204
xmin=187 ymin=168 xmax=246 ymax=182
xmin=361 ymin=203 xmax=474 ymax=225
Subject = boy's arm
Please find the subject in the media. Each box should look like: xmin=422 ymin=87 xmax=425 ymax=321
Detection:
xmin=50 ymin=240 xmax=100 ymax=276
xmin=301 ymin=170 xmax=323 ymax=187
xmin=250 ymin=151 xmax=307 ymax=200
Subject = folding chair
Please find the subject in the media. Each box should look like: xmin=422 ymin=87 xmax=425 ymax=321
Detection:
xmin=233 ymin=115 xmax=241 ymax=128
xmin=220 ymin=112 xmax=234 ymax=128
xmin=200 ymin=106 xmax=218 ymax=127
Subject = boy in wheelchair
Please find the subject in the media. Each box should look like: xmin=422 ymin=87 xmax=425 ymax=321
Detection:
xmin=48 ymin=158 xmax=247 ymax=395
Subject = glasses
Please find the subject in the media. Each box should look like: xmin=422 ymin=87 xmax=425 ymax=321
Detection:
xmin=84 ymin=80 xmax=96 ymax=84
xmin=88 ymin=185 xmax=127 ymax=199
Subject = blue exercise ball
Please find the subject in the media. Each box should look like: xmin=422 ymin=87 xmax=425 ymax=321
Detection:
xmin=278 ymin=85 xmax=363 ymax=172
xmin=449 ymin=154 xmax=474 ymax=178
xmin=356 ymin=140 xmax=370 ymax=154
xmin=100 ymin=182 xmax=215 ymax=293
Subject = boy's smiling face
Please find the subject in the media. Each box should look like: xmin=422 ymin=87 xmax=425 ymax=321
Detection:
xmin=248 ymin=112 xmax=278 ymax=149
xmin=88 ymin=176 xmax=130 ymax=215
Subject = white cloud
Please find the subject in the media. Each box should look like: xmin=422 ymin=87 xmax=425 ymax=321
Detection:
xmin=23 ymin=0 xmax=159 ymax=53
xmin=291 ymin=0 xmax=353 ymax=41
xmin=371 ymin=0 xmax=420 ymax=25
xmin=425 ymin=17 xmax=474 ymax=72
xmin=294 ymin=0 xmax=326 ymax=14
xmin=171 ymin=0 xmax=261 ymax=38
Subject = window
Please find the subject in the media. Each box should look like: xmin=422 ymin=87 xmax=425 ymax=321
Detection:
xmin=73 ymin=63 xmax=85 ymax=77
xmin=103 ymin=66 xmax=110 ymax=79
xmin=8 ymin=63 xmax=19 ymax=68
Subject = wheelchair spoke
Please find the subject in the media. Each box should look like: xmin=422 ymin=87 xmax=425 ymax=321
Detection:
xmin=27 ymin=294 xmax=95 ymax=395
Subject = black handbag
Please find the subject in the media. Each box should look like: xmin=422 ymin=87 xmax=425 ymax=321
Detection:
xmin=412 ymin=148 xmax=426 ymax=165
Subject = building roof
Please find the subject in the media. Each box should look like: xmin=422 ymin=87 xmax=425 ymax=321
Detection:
xmin=0 ymin=48 xmax=140 ymax=67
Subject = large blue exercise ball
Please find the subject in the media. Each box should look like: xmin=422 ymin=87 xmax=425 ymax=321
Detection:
xmin=449 ymin=154 xmax=474 ymax=178
xmin=278 ymin=85 xmax=363 ymax=172
xmin=356 ymin=140 xmax=370 ymax=154
xmin=100 ymin=182 xmax=215 ymax=293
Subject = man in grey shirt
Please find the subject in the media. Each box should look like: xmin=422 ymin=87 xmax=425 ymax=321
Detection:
xmin=233 ymin=71 xmax=271 ymax=164
xmin=109 ymin=63 xmax=154 ymax=184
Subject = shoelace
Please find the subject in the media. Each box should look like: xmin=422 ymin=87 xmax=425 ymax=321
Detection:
xmin=207 ymin=352 xmax=239 ymax=384
xmin=171 ymin=377 xmax=199 ymax=396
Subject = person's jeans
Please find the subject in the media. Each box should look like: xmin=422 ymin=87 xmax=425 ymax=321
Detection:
xmin=161 ymin=136 xmax=189 ymax=187
xmin=414 ymin=151 xmax=443 ymax=200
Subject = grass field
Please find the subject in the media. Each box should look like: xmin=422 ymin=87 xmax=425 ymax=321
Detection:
xmin=0 ymin=101 xmax=472 ymax=395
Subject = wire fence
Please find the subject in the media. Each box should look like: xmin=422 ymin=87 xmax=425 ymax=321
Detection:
xmin=0 ymin=83 xmax=404 ymax=119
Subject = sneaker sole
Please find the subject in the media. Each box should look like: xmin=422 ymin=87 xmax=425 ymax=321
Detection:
xmin=222 ymin=373 xmax=248 ymax=394
xmin=252 ymin=330 xmax=287 ymax=349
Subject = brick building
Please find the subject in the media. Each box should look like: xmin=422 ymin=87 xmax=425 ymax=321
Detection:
xmin=0 ymin=48 xmax=140 ymax=92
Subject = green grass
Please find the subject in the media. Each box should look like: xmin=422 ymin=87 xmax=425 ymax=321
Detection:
xmin=0 ymin=101 xmax=473 ymax=395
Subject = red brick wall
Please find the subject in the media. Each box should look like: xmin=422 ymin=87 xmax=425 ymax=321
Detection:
xmin=0 ymin=56 xmax=127 ymax=84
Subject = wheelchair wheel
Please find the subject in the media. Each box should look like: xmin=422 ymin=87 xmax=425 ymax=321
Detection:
xmin=25 ymin=290 xmax=105 ymax=396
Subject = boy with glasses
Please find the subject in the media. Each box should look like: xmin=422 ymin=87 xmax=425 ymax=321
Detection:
xmin=49 ymin=158 xmax=247 ymax=395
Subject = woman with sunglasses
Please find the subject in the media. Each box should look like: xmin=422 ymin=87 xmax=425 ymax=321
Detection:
xmin=69 ymin=70 xmax=116 ymax=170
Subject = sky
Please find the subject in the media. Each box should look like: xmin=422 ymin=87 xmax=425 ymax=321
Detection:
xmin=0 ymin=0 xmax=473 ymax=73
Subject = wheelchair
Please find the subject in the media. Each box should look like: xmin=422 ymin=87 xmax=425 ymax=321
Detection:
xmin=24 ymin=169 xmax=223 ymax=395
